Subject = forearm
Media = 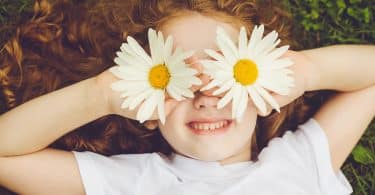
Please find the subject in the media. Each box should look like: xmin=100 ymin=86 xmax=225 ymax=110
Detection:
xmin=303 ymin=45 xmax=375 ymax=92
xmin=0 ymin=76 xmax=109 ymax=156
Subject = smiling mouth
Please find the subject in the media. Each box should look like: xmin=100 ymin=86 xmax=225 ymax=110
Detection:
xmin=187 ymin=120 xmax=233 ymax=135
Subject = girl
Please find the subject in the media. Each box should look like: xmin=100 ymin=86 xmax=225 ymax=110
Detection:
xmin=0 ymin=0 xmax=374 ymax=194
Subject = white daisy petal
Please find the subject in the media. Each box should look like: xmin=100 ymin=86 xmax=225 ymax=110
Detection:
xmin=236 ymin=86 xmax=249 ymax=120
xmin=258 ymin=70 xmax=294 ymax=93
xmin=116 ymin=52 xmax=150 ymax=71
xmin=238 ymin=27 xmax=248 ymax=58
xmin=113 ymin=56 xmax=128 ymax=67
xmin=172 ymin=77 xmax=201 ymax=88
xmin=254 ymin=31 xmax=278 ymax=55
xmin=114 ymin=66 xmax=148 ymax=80
xmin=254 ymin=84 xmax=280 ymax=112
xmin=247 ymin=86 xmax=267 ymax=114
xmin=171 ymin=68 xmax=198 ymax=77
xmin=266 ymin=45 xmax=289 ymax=61
xmin=217 ymin=28 xmax=238 ymax=64
xmin=157 ymin=91 xmax=166 ymax=124
xmin=164 ymin=36 xmax=174 ymax=60
xmin=201 ymin=78 xmax=225 ymax=91
xmin=168 ymin=49 xmax=194 ymax=68
xmin=127 ymin=36 xmax=153 ymax=65
xmin=166 ymin=84 xmax=184 ymax=101
xmin=204 ymin=49 xmax=228 ymax=64
xmin=198 ymin=25 xmax=294 ymax=120
xmin=128 ymin=89 xmax=154 ymax=110
xmin=109 ymin=66 xmax=125 ymax=79
xmin=148 ymin=29 xmax=162 ymax=65
xmin=231 ymin=84 xmax=242 ymax=119
xmin=137 ymin=91 xmax=160 ymax=123
xmin=217 ymin=86 xmax=235 ymax=109
xmin=190 ymin=76 xmax=202 ymax=85
xmin=267 ymin=58 xmax=294 ymax=69
xmin=252 ymin=31 xmax=278 ymax=58
xmin=169 ymin=83 xmax=194 ymax=99
xmin=248 ymin=25 xmax=264 ymax=55
xmin=258 ymin=76 xmax=289 ymax=95
xmin=200 ymin=59 xmax=230 ymax=72
xmin=213 ymin=79 xmax=235 ymax=95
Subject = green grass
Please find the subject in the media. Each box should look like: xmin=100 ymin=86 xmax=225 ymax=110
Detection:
xmin=285 ymin=1 xmax=375 ymax=193
xmin=0 ymin=0 xmax=33 ymax=47
xmin=0 ymin=0 xmax=374 ymax=194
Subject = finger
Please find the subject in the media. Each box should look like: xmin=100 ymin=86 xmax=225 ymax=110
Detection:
xmin=184 ymin=56 xmax=207 ymax=94
xmin=190 ymin=73 xmax=209 ymax=93
xmin=185 ymin=55 xmax=203 ymax=73
xmin=200 ymin=86 xmax=227 ymax=98
xmin=144 ymin=120 xmax=158 ymax=130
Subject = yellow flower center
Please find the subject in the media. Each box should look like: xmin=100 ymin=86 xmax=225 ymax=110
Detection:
xmin=233 ymin=59 xmax=258 ymax=85
xmin=149 ymin=64 xmax=170 ymax=89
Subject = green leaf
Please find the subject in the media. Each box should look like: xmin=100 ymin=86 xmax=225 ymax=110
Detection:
xmin=336 ymin=0 xmax=346 ymax=10
xmin=311 ymin=9 xmax=319 ymax=19
xmin=352 ymin=145 xmax=375 ymax=165
xmin=349 ymin=0 xmax=362 ymax=4
xmin=363 ymin=7 xmax=371 ymax=24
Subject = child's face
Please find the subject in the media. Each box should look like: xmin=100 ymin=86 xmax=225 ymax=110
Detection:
xmin=158 ymin=13 xmax=257 ymax=163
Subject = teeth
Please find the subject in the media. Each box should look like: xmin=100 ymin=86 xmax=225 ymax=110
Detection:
xmin=191 ymin=120 xmax=228 ymax=131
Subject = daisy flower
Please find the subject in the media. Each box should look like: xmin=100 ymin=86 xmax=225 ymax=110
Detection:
xmin=109 ymin=28 xmax=201 ymax=124
xmin=200 ymin=25 xmax=294 ymax=120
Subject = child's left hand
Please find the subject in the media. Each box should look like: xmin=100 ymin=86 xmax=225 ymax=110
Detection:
xmin=199 ymin=50 xmax=314 ymax=116
xmin=257 ymin=50 xmax=314 ymax=116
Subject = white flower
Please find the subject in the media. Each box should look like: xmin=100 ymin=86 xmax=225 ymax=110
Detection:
xmin=200 ymin=25 xmax=294 ymax=120
xmin=109 ymin=28 xmax=201 ymax=124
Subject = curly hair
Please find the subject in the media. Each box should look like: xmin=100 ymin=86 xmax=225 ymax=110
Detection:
xmin=0 ymin=0 xmax=330 ymax=160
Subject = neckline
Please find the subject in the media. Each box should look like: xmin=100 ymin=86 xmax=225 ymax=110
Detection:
xmin=162 ymin=153 xmax=254 ymax=180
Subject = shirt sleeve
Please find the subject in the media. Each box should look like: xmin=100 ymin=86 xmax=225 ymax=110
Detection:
xmin=72 ymin=151 xmax=154 ymax=195
xmin=258 ymin=118 xmax=353 ymax=195
xmin=297 ymin=118 xmax=353 ymax=195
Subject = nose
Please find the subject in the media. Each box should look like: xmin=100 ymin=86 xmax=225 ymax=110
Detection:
xmin=193 ymin=93 xmax=220 ymax=109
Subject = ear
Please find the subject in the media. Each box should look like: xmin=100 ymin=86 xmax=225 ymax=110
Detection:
xmin=144 ymin=120 xmax=159 ymax=130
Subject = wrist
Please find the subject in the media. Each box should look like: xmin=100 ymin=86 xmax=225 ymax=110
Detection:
xmin=300 ymin=50 xmax=322 ymax=92
xmin=91 ymin=70 xmax=114 ymax=116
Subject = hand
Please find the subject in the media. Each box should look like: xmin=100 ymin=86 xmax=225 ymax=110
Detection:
xmin=95 ymin=69 xmax=178 ymax=122
xmin=258 ymin=50 xmax=314 ymax=116
xmin=95 ymin=60 xmax=204 ymax=125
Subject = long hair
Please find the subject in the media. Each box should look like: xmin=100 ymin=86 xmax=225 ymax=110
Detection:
xmin=0 ymin=0 xmax=329 ymax=160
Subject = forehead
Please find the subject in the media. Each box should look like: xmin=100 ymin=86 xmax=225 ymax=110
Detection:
xmin=161 ymin=13 xmax=240 ymax=58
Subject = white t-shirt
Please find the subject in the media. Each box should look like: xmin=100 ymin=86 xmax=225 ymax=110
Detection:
xmin=72 ymin=118 xmax=353 ymax=195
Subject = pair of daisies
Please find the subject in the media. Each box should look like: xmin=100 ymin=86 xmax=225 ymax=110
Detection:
xmin=109 ymin=25 xmax=294 ymax=124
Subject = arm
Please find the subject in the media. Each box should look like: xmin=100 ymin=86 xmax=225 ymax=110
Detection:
xmin=303 ymin=45 xmax=375 ymax=91
xmin=0 ymin=75 xmax=110 ymax=156
xmin=0 ymin=149 xmax=84 ymax=195
xmin=302 ymin=45 xmax=375 ymax=171
xmin=314 ymin=85 xmax=375 ymax=171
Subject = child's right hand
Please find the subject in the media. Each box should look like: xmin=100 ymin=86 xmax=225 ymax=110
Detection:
xmin=94 ymin=69 xmax=178 ymax=122
xmin=95 ymin=58 xmax=205 ymax=123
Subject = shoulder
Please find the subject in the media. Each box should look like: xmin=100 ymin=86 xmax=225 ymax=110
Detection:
xmin=72 ymin=151 xmax=168 ymax=194
xmin=258 ymin=119 xmax=317 ymax=164
xmin=257 ymin=118 xmax=353 ymax=195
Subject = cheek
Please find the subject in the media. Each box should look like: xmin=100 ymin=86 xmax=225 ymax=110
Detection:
xmin=157 ymin=103 xmax=189 ymax=141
